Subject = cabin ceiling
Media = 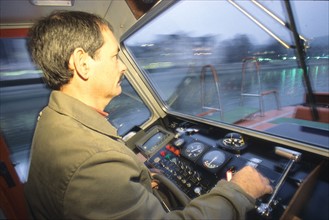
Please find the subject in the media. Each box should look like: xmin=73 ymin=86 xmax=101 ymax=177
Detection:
xmin=0 ymin=0 xmax=159 ymax=26
xmin=0 ymin=0 xmax=115 ymax=25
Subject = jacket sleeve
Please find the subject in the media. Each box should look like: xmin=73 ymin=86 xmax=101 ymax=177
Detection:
xmin=64 ymin=150 xmax=255 ymax=220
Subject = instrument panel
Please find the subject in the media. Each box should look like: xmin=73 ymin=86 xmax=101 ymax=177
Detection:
xmin=137 ymin=126 xmax=280 ymax=196
xmin=135 ymin=123 xmax=327 ymax=219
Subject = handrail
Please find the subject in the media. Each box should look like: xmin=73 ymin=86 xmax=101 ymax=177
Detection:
xmin=200 ymin=64 xmax=223 ymax=120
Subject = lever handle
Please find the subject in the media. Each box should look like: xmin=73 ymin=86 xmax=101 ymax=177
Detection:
xmin=257 ymin=147 xmax=302 ymax=217
xmin=275 ymin=146 xmax=301 ymax=161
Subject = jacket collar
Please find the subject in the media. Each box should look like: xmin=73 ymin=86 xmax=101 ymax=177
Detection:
xmin=48 ymin=91 xmax=121 ymax=140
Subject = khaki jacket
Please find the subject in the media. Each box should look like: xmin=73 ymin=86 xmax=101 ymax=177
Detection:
xmin=25 ymin=91 xmax=255 ymax=219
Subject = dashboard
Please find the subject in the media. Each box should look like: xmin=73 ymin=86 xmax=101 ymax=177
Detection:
xmin=133 ymin=117 xmax=328 ymax=219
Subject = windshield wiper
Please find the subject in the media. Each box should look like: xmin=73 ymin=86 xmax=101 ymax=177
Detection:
xmin=227 ymin=0 xmax=292 ymax=49
xmin=250 ymin=0 xmax=308 ymax=45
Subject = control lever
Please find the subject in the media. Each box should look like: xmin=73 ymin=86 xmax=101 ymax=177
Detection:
xmin=257 ymin=147 xmax=301 ymax=217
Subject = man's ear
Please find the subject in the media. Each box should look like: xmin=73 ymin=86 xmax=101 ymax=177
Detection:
xmin=68 ymin=48 xmax=91 ymax=80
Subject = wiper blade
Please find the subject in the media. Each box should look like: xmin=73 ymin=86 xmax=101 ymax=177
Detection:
xmin=227 ymin=0 xmax=292 ymax=48
xmin=250 ymin=0 xmax=307 ymax=43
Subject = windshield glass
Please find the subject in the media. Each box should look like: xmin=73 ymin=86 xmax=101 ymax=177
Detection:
xmin=123 ymin=0 xmax=328 ymax=146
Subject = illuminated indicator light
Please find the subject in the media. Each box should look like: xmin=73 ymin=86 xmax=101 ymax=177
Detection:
xmin=174 ymin=149 xmax=180 ymax=156
xmin=166 ymin=145 xmax=176 ymax=152
xmin=160 ymin=151 xmax=166 ymax=157
xmin=226 ymin=166 xmax=236 ymax=181
xmin=226 ymin=170 xmax=233 ymax=181
xmin=165 ymin=153 xmax=172 ymax=160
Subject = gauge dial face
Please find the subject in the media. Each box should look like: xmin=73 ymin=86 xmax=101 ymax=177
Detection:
xmin=202 ymin=150 xmax=226 ymax=169
xmin=184 ymin=142 xmax=206 ymax=159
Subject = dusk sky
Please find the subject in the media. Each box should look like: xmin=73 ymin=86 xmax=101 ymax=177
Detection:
xmin=127 ymin=0 xmax=328 ymax=46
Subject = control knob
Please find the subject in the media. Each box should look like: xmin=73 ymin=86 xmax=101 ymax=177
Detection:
xmin=194 ymin=187 xmax=202 ymax=196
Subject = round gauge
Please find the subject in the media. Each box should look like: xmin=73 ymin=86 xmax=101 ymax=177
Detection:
xmin=202 ymin=150 xmax=226 ymax=169
xmin=218 ymin=132 xmax=247 ymax=152
xmin=184 ymin=142 xmax=206 ymax=159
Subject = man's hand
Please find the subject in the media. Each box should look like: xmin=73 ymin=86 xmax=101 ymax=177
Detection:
xmin=150 ymin=168 xmax=163 ymax=189
xmin=231 ymin=166 xmax=273 ymax=199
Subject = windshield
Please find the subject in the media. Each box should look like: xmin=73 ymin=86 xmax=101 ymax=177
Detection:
xmin=122 ymin=0 xmax=328 ymax=146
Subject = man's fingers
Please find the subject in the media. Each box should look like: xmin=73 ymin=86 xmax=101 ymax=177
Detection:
xmin=262 ymin=176 xmax=273 ymax=194
xmin=266 ymin=184 xmax=274 ymax=194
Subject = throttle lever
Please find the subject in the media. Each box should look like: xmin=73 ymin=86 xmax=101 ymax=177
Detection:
xmin=257 ymin=147 xmax=301 ymax=217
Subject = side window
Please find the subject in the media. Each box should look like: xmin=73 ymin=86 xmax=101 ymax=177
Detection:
xmin=0 ymin=38 xmax=41 ymax=80
xmin=0 ymin=37 xmax=49 ymax=182
xmin=105 ymin=78 xmax=151 ymax=136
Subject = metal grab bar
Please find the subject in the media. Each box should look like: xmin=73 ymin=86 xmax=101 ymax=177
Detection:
xmin=200 ymin=64 xmax=223 ymax=120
